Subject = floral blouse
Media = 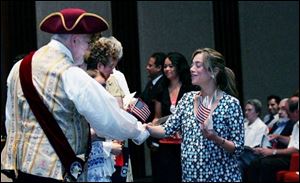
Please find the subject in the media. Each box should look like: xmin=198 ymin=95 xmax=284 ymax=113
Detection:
xmin=163 ymin=91 xmax=244 ymax=182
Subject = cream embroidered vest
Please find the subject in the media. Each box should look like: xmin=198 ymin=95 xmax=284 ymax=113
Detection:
xmin=1 ymin=44 xmax=90 ymax=180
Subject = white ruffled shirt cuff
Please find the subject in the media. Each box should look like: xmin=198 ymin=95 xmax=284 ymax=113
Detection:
xmin=132 ymin=122 xmax=150 ymax=145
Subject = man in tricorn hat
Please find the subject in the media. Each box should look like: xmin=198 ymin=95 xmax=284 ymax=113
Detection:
xmin=1 ymin=8 xmax=149 ymax=182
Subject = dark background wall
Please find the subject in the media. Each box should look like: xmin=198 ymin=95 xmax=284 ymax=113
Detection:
xmin=239 ymin=1 xmax=299 ymax=107
xmin=137 ymin=1 xmax=215 ymax=89
xmin=1 ymin=1 xmax=37 ymax=137
xmin=1 ymin=0 xmax=299 ymax=180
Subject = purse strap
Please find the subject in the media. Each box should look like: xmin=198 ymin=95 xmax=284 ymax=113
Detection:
xmin=19 ymin=51 xmax=86 ymax=181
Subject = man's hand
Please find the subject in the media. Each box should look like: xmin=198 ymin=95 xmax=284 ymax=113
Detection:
xmin=253 ymin=147 xmax=274 ymax=157
xmin=268 ymin=134 xmax=280 ymax=142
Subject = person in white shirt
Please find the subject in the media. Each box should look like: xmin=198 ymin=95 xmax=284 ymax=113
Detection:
xmin=244 ymin=99 xmax=269 ymax=148
xmin=1 ymin=8 xmax=148 ymax=182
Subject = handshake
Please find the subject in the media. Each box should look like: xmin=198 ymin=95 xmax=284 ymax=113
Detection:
xmin=123 ymin=93 xmax=151 ymax=145
xmin=133 ymin=118 xmax=169 ymax=145
xmin=130 ymin=115 xmax=168 ymax=145
xmin=132 ymin=122 xmax=151 ymax=145
xmin=123 ymin=93 xmax=167 ymax=145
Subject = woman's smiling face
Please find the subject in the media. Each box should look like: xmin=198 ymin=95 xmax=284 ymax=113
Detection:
xmin=190 ymin=53 xmax=211 ymax=86
xmin=163 ymin=57 xmax=178 ymax=80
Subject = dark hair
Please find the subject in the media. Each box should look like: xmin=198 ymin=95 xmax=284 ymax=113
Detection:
xmin=267 ymin=95 xmax=281 ymax=104
xmin=151 ymin=52 xmax=166 ymax=70
xmin=246 ymin=99 xmax=263 ymax=117
xmin=164 ymin=52 xmax=191 ymax=85
xmin=191 ymin=48 xmax=238 ymax=98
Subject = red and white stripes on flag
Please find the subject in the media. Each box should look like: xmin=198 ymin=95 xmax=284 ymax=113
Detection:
xmin=130 ymin=98 xmax=151 ymax=122
xmin=196 ymin=103 xmax=210 ymax=124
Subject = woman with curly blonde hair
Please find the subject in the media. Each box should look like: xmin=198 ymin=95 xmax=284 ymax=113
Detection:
xmin=84 ymin=36 xmax=128 ymax=182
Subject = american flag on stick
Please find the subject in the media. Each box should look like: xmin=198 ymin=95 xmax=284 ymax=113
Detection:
xmin=196 ymin=103 xmax=210 ymax=124
xmin=130 ymin=98 xmax=151 ymax=123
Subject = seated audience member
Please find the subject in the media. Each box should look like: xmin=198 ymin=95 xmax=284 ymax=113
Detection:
xmin=247 ymin=95 xmax=299 ymax=182
xmin=244 ymin=99 xmax=269 ymax=148
xmin=263 ymin=95 xmax=281 ymax=129
xmin=268 ymin=98 xmax=296 ymax=149
xmin=238 ymin=99 xmax=268 ymax=179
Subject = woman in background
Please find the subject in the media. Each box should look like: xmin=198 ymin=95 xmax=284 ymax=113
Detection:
xmin=152 ymin=52 xmax=198 ymax=182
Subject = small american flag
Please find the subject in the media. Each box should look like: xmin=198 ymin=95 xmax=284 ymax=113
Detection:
xmin=196 ymin=103 xmax=210 ymax=124
xmin=130 ymin=98 xmax=151 ymax=122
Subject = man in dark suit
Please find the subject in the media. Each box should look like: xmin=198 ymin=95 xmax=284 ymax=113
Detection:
xmin=140 ymin=52 xmax=166 ymax=182
xmin=140 ymin=52 xmax=166 ymax=122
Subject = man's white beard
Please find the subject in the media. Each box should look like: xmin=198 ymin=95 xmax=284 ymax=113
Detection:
xmin=278 ymin=117 xmax=289 ymax=123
